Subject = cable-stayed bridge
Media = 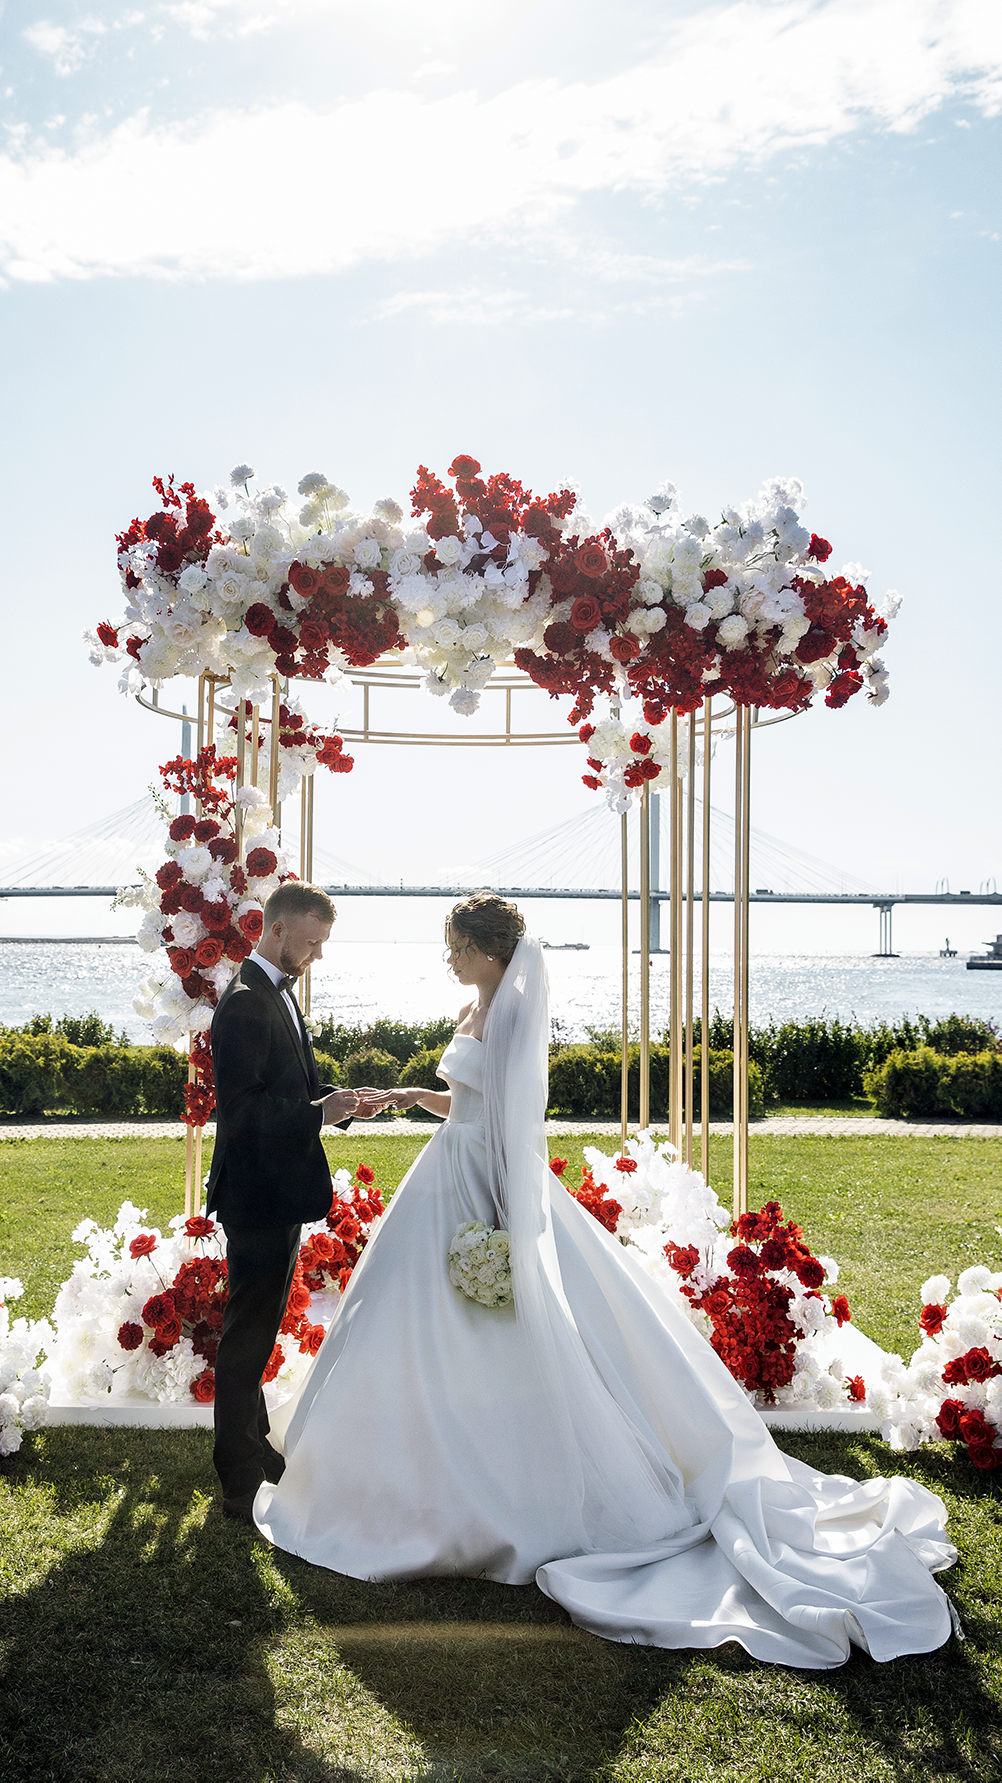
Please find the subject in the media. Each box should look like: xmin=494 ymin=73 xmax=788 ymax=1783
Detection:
xmin=1 ymin=797 xmax=999 ymax=954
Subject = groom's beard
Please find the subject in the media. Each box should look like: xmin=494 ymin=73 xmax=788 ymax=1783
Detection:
xmin=277 ymin=947 xmax=309 ymax=979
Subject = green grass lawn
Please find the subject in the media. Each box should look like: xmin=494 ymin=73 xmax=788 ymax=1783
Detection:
xmin=2 ymin=1134 xmax=1001 ymax=1780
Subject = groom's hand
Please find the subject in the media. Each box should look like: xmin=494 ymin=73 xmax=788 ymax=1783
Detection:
xmin=352 ymin=1087 xmax=399 ymax=1119
xmin=318 ymin=1089 xmax=360 ymax=1126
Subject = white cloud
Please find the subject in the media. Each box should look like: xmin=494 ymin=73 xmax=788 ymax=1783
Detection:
xmin=3 ymin=0 xmax=1001 ymax=284
xmin=23 ymin=19 xmax=108 ymax=76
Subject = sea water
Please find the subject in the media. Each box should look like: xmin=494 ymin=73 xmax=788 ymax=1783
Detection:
xmin=1 ymin=941 xmax=1000 ymax=1042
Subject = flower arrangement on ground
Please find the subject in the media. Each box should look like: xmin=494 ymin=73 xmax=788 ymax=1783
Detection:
xmin=873 ymin=1268 xmax=1002 ymax=1469
xmin=558 ymin=1135 xmax=863 ymax=1409
xmin=45 ymin=1167 xmax=385 ymax=1410
xmin=0 ymin=1279 xmax=51 ymax=1456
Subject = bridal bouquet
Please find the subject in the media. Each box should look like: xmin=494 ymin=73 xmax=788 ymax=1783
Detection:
xmin=448 ymin=1222 xmax=513 ymax=1309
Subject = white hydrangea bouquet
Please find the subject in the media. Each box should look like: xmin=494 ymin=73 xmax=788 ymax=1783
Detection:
xmin=447 ymin=1222 xmax=513 ymax=1309
xmin=0 ymin=1278 xmax=52 ymax=1456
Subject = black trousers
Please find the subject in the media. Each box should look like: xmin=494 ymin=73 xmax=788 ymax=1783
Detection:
xmin=214 ymin=1221 xmax=301 ymax=1498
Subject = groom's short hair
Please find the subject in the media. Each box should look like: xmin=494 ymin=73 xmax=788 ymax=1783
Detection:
xmin=263 ymin=882 xmax=335 ymax=927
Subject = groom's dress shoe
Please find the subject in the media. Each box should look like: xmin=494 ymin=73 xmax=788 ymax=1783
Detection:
xmin=223 ymin=1487 xmax=260 ymax=1525
xmin=262 ymin=1446 xmax=286 ymax=1484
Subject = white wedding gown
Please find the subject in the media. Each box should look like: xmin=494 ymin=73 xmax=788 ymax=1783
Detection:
xmin=255 ymin=1030 xmax=956 ymax=1669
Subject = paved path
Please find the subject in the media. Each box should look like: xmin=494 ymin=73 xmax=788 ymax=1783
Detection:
xmin=3 ymin=1117 xmax=1002 ymax=1140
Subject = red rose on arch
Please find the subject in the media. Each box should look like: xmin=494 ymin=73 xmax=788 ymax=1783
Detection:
xmin=570 ymin=594 xmax=602 ymax=633
xmin=195 ymin=935 xmax=225 ymax=969
xmin=129 ymin=1233 xmax=157 ymax=1259
xmin=968 ymin=1441 xmax=1002 ymax=1469
xmin=609 ymin=634 xmax=641 ymax=664
xmin=117 ymin=1322 xmax=144 ymax=1351
xmin=288 ymin=562 xmax=318 ymax=595
xmin=549 ymin=1158 xmax=568 ymax=1177
xmin=238 ymin=908 xmax=264 ymax=940
xmin=960 ymin=1346 xmax=998 ymax=1383
xmin=807 ymin=533 xmax=832 ymax=562
xmin=448 ymin=454 xmax=481 ymax=479
xmin=300 ymin=1323 xmax=326 ymax=1357
xmin=942 ymin=1356 xmax=970 ymax=1386
xmin=935 ymin=1398 xmax=965 ymax=1441
xmin=575 ymin=543 xmax=608 ymax=579
xmin=168 ymin=947 xmax=195 ymax=979
xmin=190 ymin=1369 xmax=215 ymax=1404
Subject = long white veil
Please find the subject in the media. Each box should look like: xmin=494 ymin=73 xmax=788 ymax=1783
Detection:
xmin=481 ymin=936 xmax=694 ymax=1554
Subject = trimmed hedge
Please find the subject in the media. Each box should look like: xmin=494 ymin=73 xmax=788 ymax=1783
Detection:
xmin=342 ymin=1047 xmax=400 ymax=1090
xmin=311 ymin=1015 xmax=454 ymax=1066
xmin=0 ymin=1034 xmax=187 ymax=1118
xmin=546 ymin=1044 xmax=763 ymax=1121
xmin=865 ymin=1048 xmax=1002 ymax=1120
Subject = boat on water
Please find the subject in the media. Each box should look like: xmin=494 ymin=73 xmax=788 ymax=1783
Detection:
xmin=967 ymin=935 xmax=1002 ymax=970
xmin=540 ymin=940 xmax=590 ymax=951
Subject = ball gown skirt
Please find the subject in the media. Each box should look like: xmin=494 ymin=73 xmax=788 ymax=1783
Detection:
xmin=255 ymin=1037 xmax=956 ymax=1669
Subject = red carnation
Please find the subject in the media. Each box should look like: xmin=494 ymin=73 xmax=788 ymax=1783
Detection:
xmin=117 ymin=1322 xmax=144 ymax=1351
xmin=208 ymin=837 xmax=238 ymax=865
xmin=727 ymin=1245 xmax=761 ymax=1275
xmin=614 ymin=1156 xmax=638 ymax=1173
xmin=179 ymin=885 xmax=204 ymax=913
xmin=96 ymin=621 xmax=119 ymax=647
xmin=575 ymin=543 xmax=608 ymax=579
xmin=190 ymin=1369 xmax=215 ymax=1404
xmin=919 ymin=1303 xmax=948 ymax=1337
xmin=807 ymin=533 xmax=832 ymax=562
xmin=935 ymin=1398 xmax=965 ymax=1441
xmin=156 ymin=860 xmax=184 ymax=889
xmin=201 ymin=899 xmax=232 ymax=934
xmin=570 ymin=594 xmax=602 ymax=633
xmin=831 ymin=1294 xmax=851 ymax=1327
xmin=245 ymin=603 xmax=276 ymax=638
xmin=195 ymin=935 xmax=225 ymax=969
xmin=142 ymin=1291 xmax=175 ymax=1329
xmin=794 ymin=1257 xmax=826 ymax=1290
xmin=168 ymin=816 xmax=197 ymax=843
xmin=355 ymin=1164 xmax=375 ymax=1185
xmin=246 ymin=847 xmax=278 ymax=878
xmin=609 ymin=634 xmax=641 ymax=663
xmin=549 ymin=1158 xmax=568 ymax=1176
xmin=542 ymin=621 xmax=578 ymax=656
xmin=224 ymin=927 xmax=252 ymax=962
xmin=845 ymin=1375 xmax=866 ymax=1402
xmin=185 ymin=1215 xmax=216 ymax=1238
xmin=193 ymin=818 xmax=220 ymax=842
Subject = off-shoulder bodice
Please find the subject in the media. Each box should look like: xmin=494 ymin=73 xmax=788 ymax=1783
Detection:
xmin=436 ymin=1033 xmax=484 ymax=1125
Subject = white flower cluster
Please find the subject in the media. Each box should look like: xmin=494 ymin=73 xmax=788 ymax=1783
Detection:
xmin=875 ymin=1267 xmax=1002 ymax=1454
xmin=584 ymin=1135 xmax=858 ymax=1409
xmin=447 ymin=1221 xmax=513 ymax=1309
xmin=0 ymin=1279 xmax=51 ymax=1456
xmin=582 ymin=714 xmax=708 ymax=815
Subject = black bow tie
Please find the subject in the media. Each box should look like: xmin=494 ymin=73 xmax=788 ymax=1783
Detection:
xmin=279 ymin=975 xmax=298 ymax=997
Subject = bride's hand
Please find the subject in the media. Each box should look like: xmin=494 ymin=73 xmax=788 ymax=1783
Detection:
xmin=352 ymin=1087 xmax=400 ymax=1118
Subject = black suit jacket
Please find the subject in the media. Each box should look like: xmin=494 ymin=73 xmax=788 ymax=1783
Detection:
xmin=206 ymin=958 xmax=337 ymax=1227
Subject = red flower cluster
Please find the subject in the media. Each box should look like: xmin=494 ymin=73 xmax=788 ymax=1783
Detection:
xmin=160 ymin=746 xmax=238 ymax=819
xmin=549 ymin=1157 xmax=568 ymax=1177
xmin=935 ymin=1397 xmax=1002 ymax=1470
xmin=941 ymin=1347 xmax=1002 ymax=1387
xmin=115 ymin=474 xmax=221 ymax=590
xmin=567 ymin=1166 xmax=622 ymax=1236
xmin=287 ymin=559 xmax=399 ymax=672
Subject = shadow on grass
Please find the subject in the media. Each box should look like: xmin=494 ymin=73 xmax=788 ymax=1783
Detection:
xmin=1 ymin=1429 xmax=1001 ymax=1783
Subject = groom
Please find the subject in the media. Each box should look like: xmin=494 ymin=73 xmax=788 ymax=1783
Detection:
xmin=206 ymin=879 xmax=381 ymax=1521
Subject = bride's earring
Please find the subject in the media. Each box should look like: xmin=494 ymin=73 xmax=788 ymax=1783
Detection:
xmin=487 ymin=955 xmax=494 ymax=961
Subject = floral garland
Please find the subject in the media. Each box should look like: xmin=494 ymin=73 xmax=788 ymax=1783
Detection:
xmin=89 ymin=460 xmax=897 ymax=795
xmin=0 ymin=1279 xmax=51 ymax=1456
xmin=556 ymin=1136 xmax=864 ymax=1410
xmin=46 ymin=1168 xmax=384 ymax=1408
xmin=873 ymin=1269 xmax=1002 ymax=1469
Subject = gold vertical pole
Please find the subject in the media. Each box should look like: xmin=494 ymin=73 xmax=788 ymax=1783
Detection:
xmin=195 ymin=675 xmax=206 ymax=819
xmin=669 ymin=712 xmax=682 ymax=1150
xmin=639 ymin=780 xmax=651 ymax=1131
xmin=739 ymin=710 xmax=753 ymax=1214
xmin=732 ymin=707 xmax=752 ymax=1219
xmin=684 ymin=710 xmax=696 ymax=1168
xmin=620 ymin=807 xmax=630 ymax=1146
xmin=300 ymin=776 xmax=308 ymax=880
xmin=701 ymin=697 xmax=712 ymax=1181
xmin=302 ymin=774 xmax=315 ymax=1016
xmin=269 ymin=675 xmax=282 ymax=832
xmin=206 ymin=676 xmax=216 ymax=760
xmin=184 ymin=1040 xmax=195 ymax=1221
xmin=250 ymin=702 xmax=260 ymax=794
xmin=234 ymin=700 xmax=246 ymax=860
xmin=732 ymin=707 xmax=743 ymax=1219
xmin=193 ymin=1126 xmax=203 ymax=1215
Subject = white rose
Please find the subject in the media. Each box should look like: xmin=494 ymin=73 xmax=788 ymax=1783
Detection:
xmin=354 ymin=538 xmax=382 ymax=570
xmin=683 ymin=602 xmax=712 ymax=631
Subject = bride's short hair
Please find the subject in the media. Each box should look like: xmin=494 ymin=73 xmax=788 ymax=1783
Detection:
xmin=447 ymin=892 xmax=525 ymax=964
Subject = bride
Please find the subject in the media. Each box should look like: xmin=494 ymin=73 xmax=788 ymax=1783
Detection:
xmin=254 ymin=893 xmax=956 ymax=1668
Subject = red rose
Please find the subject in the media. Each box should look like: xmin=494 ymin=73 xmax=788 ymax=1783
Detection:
xmin=182 ymin=971 xmax=203 ymax=1000
xmin=355 ymin=1164 xmax=375 ymax=1185
xmin=825 ymin=670 xmax=863 ymax=709
xmin=117 ymin=1322 xmax=144 ymax=1351
xmin=246 ymin=847 xmax=278 ymax=878
xmin=245 ymin=602 xmax=276 ymax=638
xmin=942 ymin=1357 xmax=969 ymax=1386
xmin=807 ymin=533 xmax=832 ymax=562
xmin=448 ymin=455 xmax=481 ymax=479
xmin=288 ymin=562 xmax=318 ymax=595
xmin=190 ymin=1369 xmax=215 ymax=1404
xmin=968 ymin=1441 xmax=1002 ymax=1469
xmin=570 ymin=594 xmax=602 ymax=633
xmin=185 ymin=1215 xmax=216 ymax=1238
xmin=201 ymin=899 xmax=232 ymax=933
xmin=614 ymin=1156 xmax=638 ymax=1174
xmin=299 ymin=1323 xmax=326 ymax=1357
xmin=578 ymin=724 xmax=595 ymax=743
xmin=935 ymin=1398 xmax=965 ymax=1440
xmin=195 ymin=935 xmax=225 ymax=969
xmin=168 ymin=947 xmax=195 ymax=979
xmin=960 ymin=1346 xmax=997 ymax=1383
xmin=549 ymin=1158 xmax=568 ymax=1177
xmin=298 ymin=619 xmax=329 ymax=652
xmin=845 ymin=1375 xmax=866 ymax=1402
xmin=168 ymin=816 xmax=197 ymax=843
xmin=156 ymin=1315 xmax=183 ymax=1348
xmin=831 ymin=1294 xmax=851 ymax=1326
xmin=629 ymin=733 xmax=652 ymax=755
xmin=96 ymin=621 xmax=119 ymax=647
xmin=609 ymin=634 xmax=641 ymax=663
xmin=575 ymin=543 xmax=608 ymax=579
xmin=665 ymin=1242 xmax=699 ymax=1279
xmin=128 ymin=1233 xmax=157 ymax=1260
xmin=238 ymin=907 xmax=264 ymax=940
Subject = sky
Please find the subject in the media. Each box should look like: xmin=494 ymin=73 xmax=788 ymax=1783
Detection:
xmin=1 ymin=0 xmax=1000 ymax=957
